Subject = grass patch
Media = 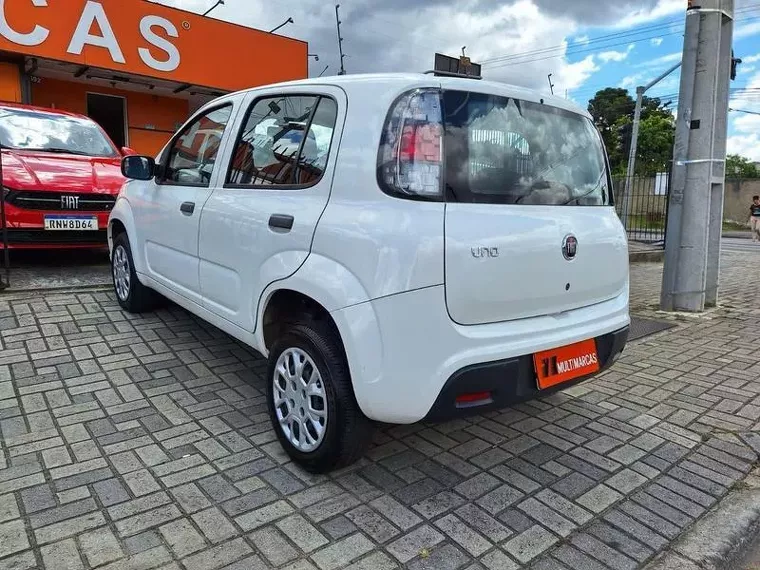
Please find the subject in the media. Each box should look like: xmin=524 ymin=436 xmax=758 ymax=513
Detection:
xmin=626 ymin=213 xmax=665 ymax=231
xmin=723 ymin=221 xmax=750 ymax=232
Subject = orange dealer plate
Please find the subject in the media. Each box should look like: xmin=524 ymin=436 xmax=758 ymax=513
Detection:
xmin=533 ymin=339 xmax=600 ymax=390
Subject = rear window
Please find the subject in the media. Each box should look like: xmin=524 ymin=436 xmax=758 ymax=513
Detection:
xmin=377 ymin=89 xmax=610 ymax=206
xmin=443 ymin=91 xmax=610 ymax=206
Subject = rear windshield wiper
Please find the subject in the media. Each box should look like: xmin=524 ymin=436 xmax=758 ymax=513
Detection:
xmin=562 ymin=171 xmax=607 ymax=205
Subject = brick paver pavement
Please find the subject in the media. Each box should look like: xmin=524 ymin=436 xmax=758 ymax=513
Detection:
xmin=2 ymin=249 xmax=760 ymax=570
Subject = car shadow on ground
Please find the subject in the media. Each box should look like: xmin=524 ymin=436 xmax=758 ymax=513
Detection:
xmin=1 ymin=248 xmax=111 ymax=291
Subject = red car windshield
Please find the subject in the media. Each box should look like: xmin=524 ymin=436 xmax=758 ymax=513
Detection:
xmin=0 ymin=108 xmax=117 ymax=158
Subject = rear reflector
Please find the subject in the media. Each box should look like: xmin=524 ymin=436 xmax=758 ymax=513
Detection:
xmin=455 ymin=391 xmax=493 ymax=406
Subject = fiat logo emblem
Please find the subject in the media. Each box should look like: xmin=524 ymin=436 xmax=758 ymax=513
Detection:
xmin=562 ymin=235 xmax=578 ymax=260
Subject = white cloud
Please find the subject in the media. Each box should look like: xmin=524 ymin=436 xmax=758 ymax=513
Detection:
xmin=728 ymin=70 xmax=760 ymax=162
xmin=620 ymin=73 xmax=643 ymax=89
xmin=743 ymin=53 xmax=760 ymax=64
xmin=599 ymin=44 xmax=635 ymax=63
xmin=613 ymin=0 xmax=683 ymax=29
xmin=736 ymin=21 xmax=760 ymax=40
xmin=574 ymin=35 xmax=590 ymax=44
xmin=637 ymin=51 xmax=681 ymax=68
xmin=556 ymin=55 xmax=600 ymax=91
xmin=651 ymin=37 xmax=664 ymax=46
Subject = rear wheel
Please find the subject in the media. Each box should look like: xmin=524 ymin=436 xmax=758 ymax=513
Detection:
xmin=267 ymin=319 xmax=373 ymax=473
xmin=111 ymin=232 xmax=161 ymax=313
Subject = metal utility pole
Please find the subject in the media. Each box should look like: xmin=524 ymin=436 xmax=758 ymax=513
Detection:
xmin=0 ymin=142 xmax=8 ymax=291
xmin=661 ymin=0 xmax=734 ymax=312
xmin=335 ymin=5 xmax=347 ymax=75
xmin=730 ymin=108 xmax=760 ymax=116
xmin=547 ymin=74 xmax=554 ymax=95
xmin=620 ymin=61 xmax=682 ymax=224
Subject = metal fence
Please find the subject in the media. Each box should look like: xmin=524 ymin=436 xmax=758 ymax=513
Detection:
xmin=612 ymin=172 xmax=670 ymax=247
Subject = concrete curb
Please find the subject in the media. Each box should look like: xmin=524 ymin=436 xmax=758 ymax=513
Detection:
xmin=723 ymin=231 xmax=753 ymax=239
xmin=644 ymin=468 xmax=760 ymax=570
xmin=0 ymin=284 xmax=111 ymax=298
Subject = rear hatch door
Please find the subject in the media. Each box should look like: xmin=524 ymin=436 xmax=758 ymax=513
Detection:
xmin=441 ymin=89 xmax=628 ymax=325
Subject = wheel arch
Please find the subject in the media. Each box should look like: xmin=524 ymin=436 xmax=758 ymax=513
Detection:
xmin=108 ymin=197 xmax=145 ymax=274
xmin=256 ymin=261 xmax=384 ymax=421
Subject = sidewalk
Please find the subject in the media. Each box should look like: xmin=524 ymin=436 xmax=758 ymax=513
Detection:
xmin=0 ymin=250 xmax=759 ymax=570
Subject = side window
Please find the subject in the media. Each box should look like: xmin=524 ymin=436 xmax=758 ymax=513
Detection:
xmin=161 ymin=105 xmax=233 ymax=186
xmin=227 ymin=95 xmax=338 ymax=187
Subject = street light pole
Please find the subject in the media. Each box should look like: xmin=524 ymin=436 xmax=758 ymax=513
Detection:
xmin=203 ymin=0 xmax=224 ymax=17
xmin=730 ymin=107 xmax=760 ymax=116
xmin=269 ymin=17 xmax=294 ymax=34
xmin=620 ymin=61 xmax=682 ymax=226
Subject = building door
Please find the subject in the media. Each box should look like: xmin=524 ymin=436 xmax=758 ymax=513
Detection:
xmin=87 ymin=93 xmax=126 ymax=148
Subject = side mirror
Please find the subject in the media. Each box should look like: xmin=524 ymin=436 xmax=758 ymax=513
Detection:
xmin=121 ymin=146 xmax=137 ymax=156
xmin=122 ymin=155 xmax=156 ymax=181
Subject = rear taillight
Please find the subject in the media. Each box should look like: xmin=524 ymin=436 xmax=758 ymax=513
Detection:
xmin=377 ymin=89 xmax=443 ymax=199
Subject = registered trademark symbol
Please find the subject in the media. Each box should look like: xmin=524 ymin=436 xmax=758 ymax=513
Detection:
xmin=182 ymin=21 xmax=191 ymax=30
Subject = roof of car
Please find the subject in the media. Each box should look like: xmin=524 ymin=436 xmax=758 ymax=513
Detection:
xmin=232 ymin=72 xmax=590 ymax=119
xmin=0 ymin=101 xmax=93 ymax=120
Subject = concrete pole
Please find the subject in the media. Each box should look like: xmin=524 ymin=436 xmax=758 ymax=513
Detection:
xmin=661 ymin=0 xmax=734 ymax=312
xmin=706 ymin=5 xmax=734 ymax=306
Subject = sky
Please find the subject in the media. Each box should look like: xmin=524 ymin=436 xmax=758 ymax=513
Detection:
xmin=155 ymin=0 xmax=760 ymax=161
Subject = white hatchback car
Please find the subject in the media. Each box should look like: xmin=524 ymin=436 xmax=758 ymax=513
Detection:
xmin=110 ymin=73 xmax=630 ymax=473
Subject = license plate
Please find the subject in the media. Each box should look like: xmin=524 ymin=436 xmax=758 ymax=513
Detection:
xmin=534 ymin=339 xmax=600 ymax=390
xmin=44 ymin=215 xmax=99 ymax=231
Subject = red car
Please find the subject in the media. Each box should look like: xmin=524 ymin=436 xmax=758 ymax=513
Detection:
xmin=0 ymin=103 xmax=133 ymax=249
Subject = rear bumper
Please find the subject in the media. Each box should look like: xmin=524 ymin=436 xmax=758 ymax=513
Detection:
xmin=424 ymin=326 xmax=628 ymax=422
xmin=332 ymin=283 xmax=630 ymax=424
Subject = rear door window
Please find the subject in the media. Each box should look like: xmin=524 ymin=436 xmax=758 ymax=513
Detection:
xmin=227 ymin=95 xmax=338 ymax=188
xmin=442 ymin=90 xmax=610 ymax=206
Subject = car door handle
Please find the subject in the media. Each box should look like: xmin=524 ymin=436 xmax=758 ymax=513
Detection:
xmin=180 ymin=202 xmax=195 ymax=215
xmin=269 ymin=214 xmax=294 ymax=231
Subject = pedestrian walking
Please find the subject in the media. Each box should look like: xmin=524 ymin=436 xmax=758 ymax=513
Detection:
xmin=751 ymin=196 xmax=760 ymax=242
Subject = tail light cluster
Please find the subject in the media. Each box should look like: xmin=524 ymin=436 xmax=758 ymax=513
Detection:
xmin=377 ymin=89 xmax=443 ymax=200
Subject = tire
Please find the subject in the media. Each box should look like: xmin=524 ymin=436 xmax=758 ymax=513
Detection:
xmin=267 ymin=319 xmax=373 ymax=473
xmin=111 ymin=232 xmax=162 ymax=313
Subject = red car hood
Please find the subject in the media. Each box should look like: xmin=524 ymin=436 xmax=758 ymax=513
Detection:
xmin=2 ymin=150 xmax=125 ymax=195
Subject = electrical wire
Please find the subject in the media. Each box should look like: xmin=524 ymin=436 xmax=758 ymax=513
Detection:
xmin=481 ymin=4 xmax=760 ymax=67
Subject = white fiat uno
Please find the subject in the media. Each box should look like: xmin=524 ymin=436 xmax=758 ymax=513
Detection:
xmin=110 ymin=72 xmax=630 ymax=472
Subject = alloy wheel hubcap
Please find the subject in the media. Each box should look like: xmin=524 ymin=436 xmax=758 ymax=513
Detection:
xmin=273 ymin=348 xmax=327 ymax=452
xmin=113 ymin=245 xmax=131 ymax=302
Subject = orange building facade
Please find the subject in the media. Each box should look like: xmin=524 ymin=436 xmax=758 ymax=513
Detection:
xmin=0 ymin=0 xmax=308 ymax=156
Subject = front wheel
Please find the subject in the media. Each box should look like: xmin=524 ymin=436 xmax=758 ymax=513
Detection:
xmin=111 ymin=233 xmax=162 ymax=313
xmin=266 ymin=320 xmax=373 ymax=473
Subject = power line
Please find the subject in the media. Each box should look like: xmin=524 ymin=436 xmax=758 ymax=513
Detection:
xmin=483 ymin=22 xmax=682 ymax=65
xmin=481 ymin=4 xmax=760 ymax=67
xmin=486 ymin=31 xmax=682 ymax=70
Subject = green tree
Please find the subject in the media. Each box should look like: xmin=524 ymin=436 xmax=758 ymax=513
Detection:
xmin=588 ymin=88 xmax=634 ymax=169
xmin=636 ymin=114 xmax=676 ymax=176
xmin=588 ymin=88 xmax=675 ymax=175
xmin=726 ymin=154 xmax=760 ymax=178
